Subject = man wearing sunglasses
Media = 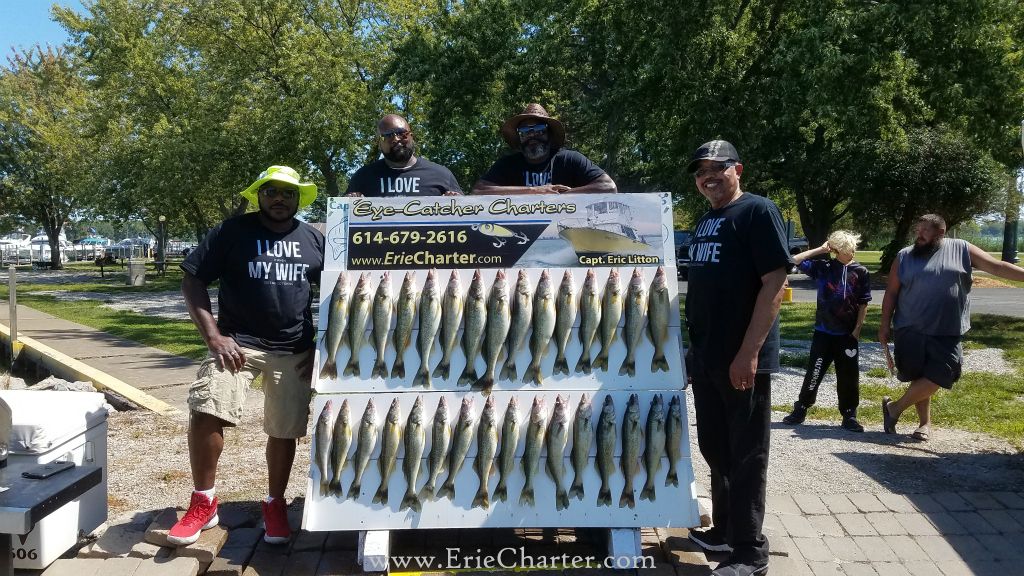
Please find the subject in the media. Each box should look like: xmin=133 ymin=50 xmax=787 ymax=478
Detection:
xmin=471 ymin=103 xmax=617 ymax=195
xmin=171 ymin=165 xmax=324 ymax=547
xmin=346 ymin=114 xmax=462 ymax=197
xmin=683 ymin=141 xmax=790 ymax=576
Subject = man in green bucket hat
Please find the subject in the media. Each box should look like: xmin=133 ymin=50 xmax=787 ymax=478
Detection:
xmin=169 ymin=165 xmax=324 ymax=546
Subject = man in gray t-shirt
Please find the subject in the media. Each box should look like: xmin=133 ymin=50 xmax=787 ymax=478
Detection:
xmin=878 ymin=214 xmax=1024 ymax=440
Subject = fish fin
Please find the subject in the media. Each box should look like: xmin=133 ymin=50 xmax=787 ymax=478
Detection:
xmin=371 ymin=360 xmax=387 ymax=379
xmin=493 ymin=482 xmax=507 ymax=502
xmin=436 ymin=480 xmax=455 ymax=501
xmin=346 ymin=482 xmax=361 ymax=500
xmin=574 ymin=354 xmax=591 ymax=374
xmin=319 ymin=360 xmax=337 ymax=379
xmin=372 ymin=483 xmax=388 ymax=505
xmin=472 ymin=488 xmax=490 ymax=509
xmin=651 ymin=354 xmax=669 ymax=373
xmin=617 ymin=358 xmax=635 ymax=377
xmin=552 ymin=355 xmax=569 ymax=375
xmin=328 ymin=480 xmax=342 ymax=497
xmin=432 ymin=360 xmax=450 ymax=379
xmin=499 ymin=360 xmax=517 ymax=382
xmin=619 ymin=489 xmax=635 ymax=509
xmin=519 ymin=487 xmax=535 ymax=507
xmin=523 ymin=363 xmax=543 ymax=386
xmin=400 ymin=492 xmax=421 ymax=512
xmin=390 ymin=359 xmax=405 ymax=379
xmin=557 ymin=490 xmax=569 ymax=511
xmin=471 ymin=376 xmax=494 ymax=394
xmin=457 ymin=367 xmax=478 ymax=387
xmin=412 ymin=366 xmax=431 ymax=388
xmin=342 ymin=357 xmax=360 ymax=377
xmin=569 ymin=479 xmax=584 ymax=501
xmin=597 ymin=487 xmax=612 ymax=507
xmin=320 ymin=481 xmax=330 ymax=497
xmin=665 ymin=471 xmax=679 ymax=487
xmin=418 ymin=483 xmax=436 ymax=501
xmin=593 ymin=351 xmax=608 ymax=372
xmin=640 ymin=483 xmax=656 ymax=502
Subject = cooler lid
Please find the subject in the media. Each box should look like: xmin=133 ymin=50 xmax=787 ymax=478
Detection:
xmin=0 ymin=390 xmax=108 ymax=455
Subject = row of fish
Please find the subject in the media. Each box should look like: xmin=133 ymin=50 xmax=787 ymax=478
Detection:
xmin=313 ymin=393 xmax=684 ymax=512
xmin=319 ymin=266 xmax=673 ymax=389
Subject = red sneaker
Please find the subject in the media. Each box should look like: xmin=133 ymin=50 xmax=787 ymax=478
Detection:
xmin=262 ymin=497 xmax=291 ymax=544
xmin=167 ymin=492 xmax=219 ymax=546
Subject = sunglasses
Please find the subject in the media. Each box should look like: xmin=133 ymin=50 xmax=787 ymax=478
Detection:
xmin=517 ymin=123 xmax=548 ymax=137
xmin=693 ymin=161 xmax=736 ymax=178
xmin=259 ymin=186 xmax=298 ymax=200
xmin=379 ymin=128 xmax=411 ymax=140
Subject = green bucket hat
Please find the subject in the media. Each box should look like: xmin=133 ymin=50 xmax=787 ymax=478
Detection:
xmin=240 ymin=165 xmax=318 ymax=209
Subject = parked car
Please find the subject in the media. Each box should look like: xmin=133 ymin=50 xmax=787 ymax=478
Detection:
xmin=674 ymin=230 xmax=694 ymax=280
xmin=788 ymin=236 xmax=809 ymax=255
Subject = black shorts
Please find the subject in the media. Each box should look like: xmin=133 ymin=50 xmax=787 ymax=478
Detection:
xmin=893 ymin=328 xmax=962 ymax=389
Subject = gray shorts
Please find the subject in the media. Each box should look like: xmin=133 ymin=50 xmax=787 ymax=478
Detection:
xmin=894 ymin=328 xmax=962 ymax=389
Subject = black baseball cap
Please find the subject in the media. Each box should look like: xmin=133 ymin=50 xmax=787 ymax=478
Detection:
xmin=687 ymin=140 xmax=741 ymax=173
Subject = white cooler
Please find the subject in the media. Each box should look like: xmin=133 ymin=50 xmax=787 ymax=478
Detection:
xmin=0 ymin=390 xmax=108 ymax=569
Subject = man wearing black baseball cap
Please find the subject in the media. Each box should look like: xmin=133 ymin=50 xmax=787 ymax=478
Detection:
xmin=684 ymin=140 xmax=791 ymax=576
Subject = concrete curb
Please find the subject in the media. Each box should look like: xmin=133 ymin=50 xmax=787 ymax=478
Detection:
xmin=1 ymin=321 xmax=181 ymax=416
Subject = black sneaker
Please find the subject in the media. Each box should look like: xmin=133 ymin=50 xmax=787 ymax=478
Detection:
xmin=712 ymin=560 xmax=768 ymax=575
xmin=841 ymin=416 xmax=865 ymax=432
xmin=782 ymin=402 xmax=807 ymax=425
xmin=688 ymin=527 xmax=733 ymax=553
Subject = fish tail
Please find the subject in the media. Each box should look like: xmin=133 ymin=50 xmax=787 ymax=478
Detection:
xmin=371 ymin=360 xmax=387 ymax=379
xmin=556 ymin=489 xmax=569 ymax=511
xmin=666 ymin=470 xmax=679 ymax=487
xmin=320 ymin=480 xmax=330 ymax=497
xmin=347 ymin=482 xmax=361 ymax=500
xmin=651 ymin=354 xmax=669 ymax=373
xmin=342 ymin=357 xmax=360 ymax=377
xmin=432 ymin=359 xmax=450 ymax=379
xmin=619 ymin=488 xmax=635 ymax=509
xmin=457 ymin=366 xmax=478 ymax=387
xmin=519 ymin=486 xmax=535 ymax=507
xmin=400 ymin=491 xmax=421 ymax=513
xmin=319 ymin=360 xmax=337 ymax=379
xmin=372 ymin=479 xmax=387 ymax=502
xmin=493 ymin=482 xmax=507 ymax=502
xmin=418 ymin=482 xmax=436 ymax=501
xmin=499 ymin=360 xmax=517 ymax=382
xmin=569 ymin=478 xmax=585 ymax=501
xmin=574 ymin=353 xmax=591 ymax=374
xmin=640 ymin=482 xmax=656 ymax=502
xmin=553 ymin=355 xmax=569 ymax=375
xmin=390 ymin=358 xmax=405 ymax=379
xmin=437 ymin=480 xmax=455 ymax=501
xmin=597 ymin=486 xmax=612 ymax=507
xmin=412 ymin=366 xmax=431 ymax=388
xmin=593 ymin=350 xmax=608 ymax=371
xmin=523 ymin=362 xmax=543 ymax=386
xmin=618 ymin=358 xmax=635 ymax=377
xmin=328 ymin=480 xmax=342 ymax=497
xmin=472 ymin=488 xmax=490 ymax=509
xmin=472 ymin=375 xmax=495 ymax=394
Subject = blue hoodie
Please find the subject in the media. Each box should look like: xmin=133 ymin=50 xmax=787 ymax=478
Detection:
xmin=798 ymin=258 xmax=872 ymax=335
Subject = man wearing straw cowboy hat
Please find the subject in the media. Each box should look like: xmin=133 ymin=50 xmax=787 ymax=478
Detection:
xmin=169 ymin=165 xmax=324 ymax=547
xmin=471 ymin=103 xmax=617 ymax=195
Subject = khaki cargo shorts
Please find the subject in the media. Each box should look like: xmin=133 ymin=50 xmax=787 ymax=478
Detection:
xmin=188 ymin=347 xmax=314 ymax=439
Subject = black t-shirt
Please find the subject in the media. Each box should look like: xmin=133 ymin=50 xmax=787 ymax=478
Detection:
xmin=181 ymin=213 xmax=324 ymax=353
xmin=684 ymin=193 xmax=792 ymax=373
xmin=346 ymin=157 xmax=462 ymax=197
xmin=481 ymin=148 xmax=606 ymax=188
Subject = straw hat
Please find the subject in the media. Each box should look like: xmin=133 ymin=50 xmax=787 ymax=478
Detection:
xmin=500 ymin=103 xmax=566 ymax=149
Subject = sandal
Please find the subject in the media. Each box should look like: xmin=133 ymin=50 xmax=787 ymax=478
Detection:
xmin=912 ymin=425 xmax=930 ymax=442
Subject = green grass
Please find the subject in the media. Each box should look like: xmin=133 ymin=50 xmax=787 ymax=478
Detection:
xmin=14 ymin=293 xmax=207 ymax=360
xmin=776 ymin=304 xmax=1024 ymax=447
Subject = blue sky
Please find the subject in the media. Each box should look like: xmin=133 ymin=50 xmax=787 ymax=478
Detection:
xmin=0 ymin=1 xmax=84 ymax=56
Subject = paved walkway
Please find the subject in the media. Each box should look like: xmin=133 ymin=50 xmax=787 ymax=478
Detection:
xmin=1 ymin=302 xmax=195 ymax=411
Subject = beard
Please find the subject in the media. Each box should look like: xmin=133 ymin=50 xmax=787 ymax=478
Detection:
xmin=522 ymin=139 xmax=550 ymax=163
xmin=260 ymin=202 xmax=298 ymax=223
xmin=383 ymin=142 xmax=414 ymax=163
xmin=911 ymin=237 xmax=942 ymax=257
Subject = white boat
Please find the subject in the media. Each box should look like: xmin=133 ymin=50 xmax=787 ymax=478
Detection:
xmin=21 ymin=233 xmax=71 ymax=263
xmin=0 ymin=233 xmax=31 ymax=263
xmin=556 ymin=200 xmax=653 ymax=256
